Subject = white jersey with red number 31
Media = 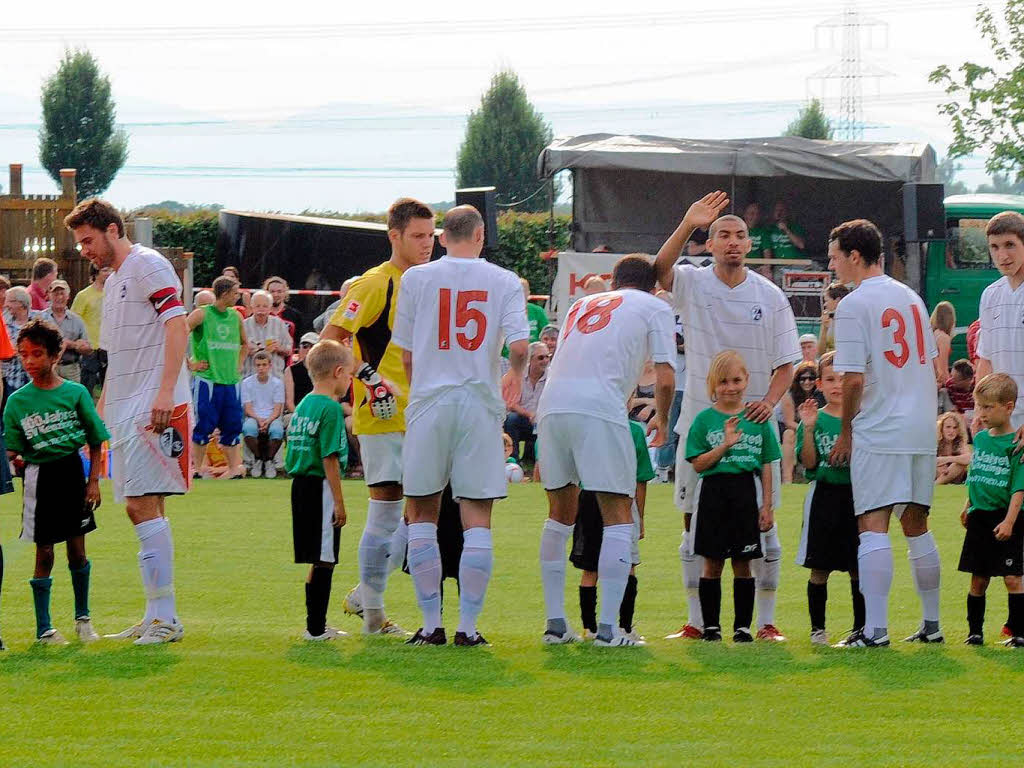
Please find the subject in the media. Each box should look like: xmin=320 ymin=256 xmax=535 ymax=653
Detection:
xmin=538 ymin=288 xmax=676 ymax=426
xmin=833 ymin=275 xmax=938 ymax=454
xmin=391 ymin=255 xmax=529 ymax=422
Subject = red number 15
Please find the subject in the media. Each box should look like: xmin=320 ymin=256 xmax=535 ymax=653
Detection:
xmin=438 ymin=288 xmax=489 ymax=351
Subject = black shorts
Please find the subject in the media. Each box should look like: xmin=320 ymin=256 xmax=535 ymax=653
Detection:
xmin=570 ymin=490 xmax=603 ymax=572
xmin=291 ymin=474 xmax=341 ymax=564
xmin=958 ymin=508 xmax=1024 ymax=577
xmin=693 ymin=472 xmax=762 ymax=561
xmin=797 ymin=480 xmax=858 ymax=572
xmin=20 ymin=451 xmax=94 ymax=545
xmin=400 ymin=484 xmax=464 ymax=580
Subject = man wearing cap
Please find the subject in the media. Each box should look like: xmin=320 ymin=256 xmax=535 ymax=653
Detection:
xmin=799 ymin=333 xmax=818 ymax=364
xmin=41 ymin=279 xmax=91 ymax=383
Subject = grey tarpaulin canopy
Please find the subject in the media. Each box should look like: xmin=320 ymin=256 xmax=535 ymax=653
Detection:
xmin=537 ymin=134 xmax=936 ymax=258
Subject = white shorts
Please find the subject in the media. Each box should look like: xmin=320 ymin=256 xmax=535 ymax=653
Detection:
xmin=674 ymin=418 xmax=781 ymax=515
xmin=357 ymin=432 xmax=403 ymax=487
xmin=402 ymin=391 xmax=506 ymax=500
xmin=851 ymin=450 xmax=936 ymax=515
xmin=110 ymin=405 xmax=192 ymax=503
xmin=537 ymin=413 xmax=636 ymax=497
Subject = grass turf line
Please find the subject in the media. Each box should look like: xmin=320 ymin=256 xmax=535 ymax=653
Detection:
xmin=0 ymin=480 xmax=1021 ymax=766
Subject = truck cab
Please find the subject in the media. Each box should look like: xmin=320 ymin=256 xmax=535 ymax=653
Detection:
xmin=923 ymin=193 xmax=1024 ymax=360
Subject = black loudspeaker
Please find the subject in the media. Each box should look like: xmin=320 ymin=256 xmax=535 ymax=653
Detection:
xmin=455 ymin=187 xmax=499 ymax=252
xmin=903 ymin=183 xmax=946 ymax=241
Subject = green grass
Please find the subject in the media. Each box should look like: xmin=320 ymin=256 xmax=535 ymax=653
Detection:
xmin=0 ymin=479 xmax=1021 ymax=766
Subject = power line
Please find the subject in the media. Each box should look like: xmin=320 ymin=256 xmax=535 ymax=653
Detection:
xmin=0 ymin=1 xmax=978 ymax=43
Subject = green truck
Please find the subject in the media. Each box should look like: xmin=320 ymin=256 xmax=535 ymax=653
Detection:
xmin=922 ymin=193 xmax=1024 ymax=360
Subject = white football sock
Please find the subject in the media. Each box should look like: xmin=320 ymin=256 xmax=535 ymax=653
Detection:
xmin=754 ymin=525 xmax=782 ymax=628
xmin=407 ymin=523 xmax=442 ymax=633
xmin=907 ymin=531 xmax=941 ymax=624
xmin=680 ymin=531 xmax=703 ymax=629
xmin=457 ymin=527 xmax=493 ymax=637
xmin=540 ymin=519 xmax=573 ymax=622
xmin=597 ymin=524 xmax=633 ymax=634
xmin=135 ymin=518 xmax=176 ymax=623
xmin=858 ymin=531 xmax=893 ymax=636
xmin=358 ymin=499 xmax=404 ymax=611
xmin=387 ymin=516 xmax=409 ymax=574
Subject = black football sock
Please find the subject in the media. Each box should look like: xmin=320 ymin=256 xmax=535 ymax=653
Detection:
xmin=306 ymin=567 xmax=334 ymax=636
xmin=1007 ymin=593 xmax=1024 ymax=637
xmin=698 ymin=578 xmax=721 ymax=631
xmin=967 ymin=593 xmax=985 ymax=637
xmin=734 ymin=577 xmax=755 ymax=631
xmin=579 ymin=586 xmax=597 ymax=633
xmin=619 ymin=575 xmax=638 ymax=633
xmin=807 ymin=581 xmax=828 ymax=632
xmin=850 ymin=578 xmax=865 ymax=631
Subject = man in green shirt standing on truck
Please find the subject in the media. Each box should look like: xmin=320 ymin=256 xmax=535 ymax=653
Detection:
xmin=187 ymin=275 xmax=248 ymax=479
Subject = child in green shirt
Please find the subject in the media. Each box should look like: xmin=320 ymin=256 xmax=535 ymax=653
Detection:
xmin=571 ymin=419 xmax=656 ymax=642
xmin=284 ymin=340 xmax=353 ymax=641
xmin=958 ymin=373 xmax=1024 ymax=647
xmin=795 ymin=351 xmax=864 ymax=646
xmin=685 ymin=350 xmax=780 ymax=643
xmin=3 ymin=319 xmax=109 ymax=645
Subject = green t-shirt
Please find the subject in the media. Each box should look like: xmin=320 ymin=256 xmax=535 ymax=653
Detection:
xmin=766 ymin=222 xmax=806 ymax=260
xmin=685 ymin=407 xmax=781 ymax=477
xmin=192 ymin=305 xmax=242 ymax=385
xmin=795 ymin=410 xmax=849 ymax=485
xmin=503 ymin=302 xmax=550 ymax=357
xmin=748 ymin=227 xmax=770 ymax=259
xmin=527 ymin=302 xmax=549 ymax=342
xmin=967 ymin=430 xmax=1024 ymax=513
xmin=284 ymin=394 xmax=348 ymax=478
xmin=630 ymin=420 xmax=656 ymax=483
xmin=3 ymin=380 xmax=110 ymax=464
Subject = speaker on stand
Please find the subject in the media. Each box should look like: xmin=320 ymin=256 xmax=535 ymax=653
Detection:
xmin=455 ymin=187 xmax=499 ymax=254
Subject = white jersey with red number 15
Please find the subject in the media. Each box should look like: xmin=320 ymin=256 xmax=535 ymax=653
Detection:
xmin=537 ymin=288 xmax=676 ymax=427
xmin=833 ymin=275 xmax=938 ymax=454
xmin=391 ymin=255 xmax=529 ymax=422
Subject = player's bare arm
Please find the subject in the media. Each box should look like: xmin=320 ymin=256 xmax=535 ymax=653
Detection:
xmin=237 ymin=320 xmax=249 ymax=372
xmin=691 ymin=419 xmax=740 ymax=474
xmin=401 ymin=348 xmax=413 ymax=392
xmin=86 ymin=442 xmax=103 ymax=511
xmin=996 ymin=490 xmax=1024 ymax=541
xmin=185 ymin=306 xmax=206 ymax=332
xmin=323 ymin=454 xmax=346 ymax=528
xmin=319 ymin=323 xmax=351 ymax=344
xmin=759 ymin=461 xmax=774 ymax=531
xmin=654 ymin=191 xmax=730 ymax=291
xmin=647 ymin=362 xmax=675 ymax=447
xmin=829 ymin=371 xmax=863 ymax=467
xmin=746 ymin=362 xmax=794 ymax=424
xmin=502 ymin=339 xmax=529 ymax=409
xmin=797 ymin=399 xmax=819 ymax=469
xmin=151 ymin=315 xmax=188 ymax=432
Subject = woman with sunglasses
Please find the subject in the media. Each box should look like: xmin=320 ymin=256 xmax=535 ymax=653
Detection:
xmin=779 ymin=361 xmax=826 ymax=483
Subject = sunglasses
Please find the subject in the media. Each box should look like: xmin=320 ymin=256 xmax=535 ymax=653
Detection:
xmin=300 ymin=342 xmax=313 ymax=348
xmin=798 ymin=375 xmax=816 ymax=382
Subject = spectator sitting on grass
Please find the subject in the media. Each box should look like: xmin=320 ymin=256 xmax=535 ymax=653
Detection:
xmin=780 ymin=360 xmax=824 ymax=484
xmin=242 ymin=351 xmax=285 ymax=479
xmin=799 ymin=333 xmax=818 ymax=364
xmin=540 ymin=324 xmax=559 ymax=356
xmin=582 ymin=276 xmax=608 ymax=295
xmin=944 ymin=359 xmax=976 ymax=416
xmin=244 ymin=290 xmax=292 ymax=378
xmin=936 ymin=411 xmax=971 ymax=485
xmin=503 ymin=341 xmax=550 ymax=462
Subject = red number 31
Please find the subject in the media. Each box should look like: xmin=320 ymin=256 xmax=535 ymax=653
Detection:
xmin=881 ymin=305 xmax=926 ymax=368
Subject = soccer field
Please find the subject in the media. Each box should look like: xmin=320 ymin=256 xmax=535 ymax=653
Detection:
xmin=0 ymin=479 xmax=1020 ymax=767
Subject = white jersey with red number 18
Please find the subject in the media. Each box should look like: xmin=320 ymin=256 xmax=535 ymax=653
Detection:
xmin=391 ymin=255 xmax=529 ymax=422
xmin=833 ymin=275 xmax=938 ymax=454
xmin=537 ymin=289 xmax=676 ymax=426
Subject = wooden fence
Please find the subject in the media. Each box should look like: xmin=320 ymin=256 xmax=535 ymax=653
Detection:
xmin=0 ymin=163 xmax=82 ymax=290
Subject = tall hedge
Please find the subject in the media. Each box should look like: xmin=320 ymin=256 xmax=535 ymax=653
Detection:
xmin=148 ymin=209 xmax=571 ymax=295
